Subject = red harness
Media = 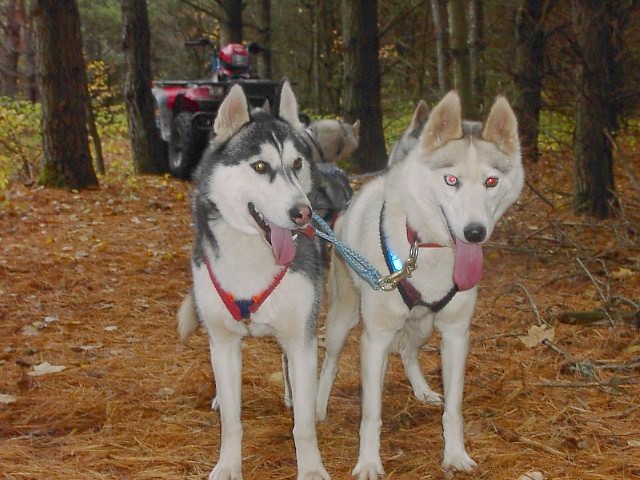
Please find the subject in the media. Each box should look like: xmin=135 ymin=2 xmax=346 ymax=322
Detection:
xmin=204 ymin=256 xmax=289 ymax=322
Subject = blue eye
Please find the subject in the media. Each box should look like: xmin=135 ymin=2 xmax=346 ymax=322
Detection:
xmin=444 ymin=175 xmax=459 ymax=187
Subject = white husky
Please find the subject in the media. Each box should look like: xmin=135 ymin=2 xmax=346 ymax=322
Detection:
xmin=179 ymin=82 xmax=330 ymax=480
xmin=316 ymin=92 xmax=524 ymax=478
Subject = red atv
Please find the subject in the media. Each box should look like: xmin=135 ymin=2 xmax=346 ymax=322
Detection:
xmin=152 ymin=39 xmax=279 ymax=179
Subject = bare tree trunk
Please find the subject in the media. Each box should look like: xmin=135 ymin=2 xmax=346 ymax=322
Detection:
xmin=311 ymin=0 xmax=321 ymax=111
xmin=32 ymin=0 xmax=97 ymax=189
xmin=85 ymin=80 xmax=105 ymax=175
xmin=121 ymin=0 xmax=168 ymax=174
xmin=430 ymin=0 xmax=451 ymax=95
xmin=255 ymin=0 xmax=271 ymax=78
xmin=21 ymin=0 xmax=38 ymax=102
xmin=469 ymin=0 xmax=485 ymax=117
xmin=514 ymin=0 xmax=547 ymax=162
xmin=571 ymin=0 xmax=620 ymax=218
xmin=447 ymin=0 xmax=474 ymax=118
xmin=220 ymin=0 xmax=243 ymax=45
xmin=341 ymin=0 xmax=387 ymax=171
xmin=2 ymin=0 xmax=21 ymax=97
xmin=321 ymin=0 xmax=340 ymax=113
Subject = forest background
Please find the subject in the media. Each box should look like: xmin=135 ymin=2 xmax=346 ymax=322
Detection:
xmin=1 ymin=1 xmax=640 ymax=479
xmin=0 ymin=0 xmax=639 ymax=219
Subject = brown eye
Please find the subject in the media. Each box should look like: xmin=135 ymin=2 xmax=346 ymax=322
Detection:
xmin=485 ymin=176 xmax=499 ymax=188
xmin=251 ymin=161 xmax=268 ymax=174
xmin=293 ymin=158 xmax=303 ymax=171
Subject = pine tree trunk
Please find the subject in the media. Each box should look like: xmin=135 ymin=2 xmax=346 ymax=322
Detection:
xmin=311 ymin=0 xmax=321 ymax=111
xmin=572 ymin=0 xmax=619 ymax=218
xmin=430 ymin=0 xmax=451 ymax=95
xmin=22 ymin=0 xmax=38 ymax=102
xmin=321 ymin=0 xmax=340 ymax=114
xmin=32 ymin=0 xmax=97 ymax=189
xmin=469 ymin=0 xmax=485 ymax=117
xmin=447 ymin=0 xmax=474 ymax=118
xmin=121 ymin=0 xmax=168 ymax=174
xmin=220 ymin=0 xmax=242 ymax=45
xmin=341 ymin=0 xmax=387 ymax=171
xmin=514 ymin=0 xmax=546 ymax=162
xmin=255 ymin=0 xmax=271 ymax=79
xmin=2 ymin=0 xmax=21 ymax=97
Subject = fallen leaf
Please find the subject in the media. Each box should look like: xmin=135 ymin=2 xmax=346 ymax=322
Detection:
xmin=628 ymin=439 xmax=640 ymax=447
xmin=611 ymin=267 xmax=634 ymax=279
xmin=518 ymin=472 xmax=545 ymax=480
xmin=104 ymin=325 xmax=118 ymax=332
xmin=519 ymin=325 xmax=555 ymax=348
xmin=21 ymin=326 xmax=38 ymax=337
xmin=28 ymin=361 xmax=66 ymax=376
xmin=156 ymin=387 xmax=175 ymax=398
xmin=0 ymin=393 xmax=17 ymax=404
xmin=626 ymin=344 xmax=640 ymax=354
xmin=269 ymin=371 xmax=284 ymax=385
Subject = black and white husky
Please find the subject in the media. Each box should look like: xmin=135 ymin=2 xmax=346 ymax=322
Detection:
xmin=179 ymin=82 xmax=330 ymax=480
xmin=316 ymin=92 xmax=524 ymax=478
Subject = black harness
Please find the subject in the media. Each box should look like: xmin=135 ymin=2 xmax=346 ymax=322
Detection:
xmin=379 ymin=203 xmax=458 ymax=312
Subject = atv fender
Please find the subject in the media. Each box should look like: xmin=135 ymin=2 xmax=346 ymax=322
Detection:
xmin=152 ymin=87 xmax=172 ymax=142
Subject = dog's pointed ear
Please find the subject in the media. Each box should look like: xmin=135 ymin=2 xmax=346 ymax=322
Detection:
xmin=482 ymin=96 xmax=519 ymax=157
xmin=352 ymin=119 xmax=360 ymax=143
xmin=420 ymin=91 xmax=462 ymax=151
xmin=278 ymin=80 xmax=303 ymax=130
xmin=410 ymin=100 xmax=429 ymax=132
xmin=214 ymin=84 xmax=250 ymax=143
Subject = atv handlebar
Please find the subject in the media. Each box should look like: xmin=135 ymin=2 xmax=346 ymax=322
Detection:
xmin=184 ymin=38 xmax=266 ymax=54
xmin=184 ymin=38 xmax=213 ymax=47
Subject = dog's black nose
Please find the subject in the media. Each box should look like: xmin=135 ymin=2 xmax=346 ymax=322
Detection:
xmin=290 ymin=205 xmax=312 ymax=226
xmin=463 ymin=223 xmax=486 ymax=243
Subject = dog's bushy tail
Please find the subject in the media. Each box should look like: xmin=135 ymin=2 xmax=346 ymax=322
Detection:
xmin=178 ymin=291 xmax=199 ymax=341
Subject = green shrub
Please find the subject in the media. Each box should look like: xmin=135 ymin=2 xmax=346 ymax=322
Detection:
xmin=0 ymin=97 xmax=41 ymax=189
xmin=538 ymin=110 xmax=574 ymax=153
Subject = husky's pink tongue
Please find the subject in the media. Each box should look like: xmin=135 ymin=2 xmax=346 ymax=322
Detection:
xmin=453 ymin=238 xmax=484 ymax=291
xmin=268 ymin=222 xmax=296 ymax=266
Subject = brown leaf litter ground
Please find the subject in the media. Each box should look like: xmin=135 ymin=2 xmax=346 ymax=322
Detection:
xmin=1 ymin=145 xmax=639 ymax=479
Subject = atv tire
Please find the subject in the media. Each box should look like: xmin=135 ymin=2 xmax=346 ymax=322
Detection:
xmin=168 ymin=112 xmax=206 ymax=180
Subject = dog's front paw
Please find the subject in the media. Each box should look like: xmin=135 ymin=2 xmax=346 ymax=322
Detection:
xmin=209 ymin=463 xmax=242 ymax=480
xmin=442 ymin=451 xmax=477 ymax=473
xmin=414 ymin=387 xmax=443 ymax=405
xmin=298 ymin=466 xmax=331 ymax=480
xmin=352 ymin=459 xmax=384 ymax=480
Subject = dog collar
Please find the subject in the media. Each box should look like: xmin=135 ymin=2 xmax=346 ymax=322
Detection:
xmin=379 ymin=203 xmax=457 ymax=312
xmin=204 ymin=256 xmax=289 ymax=322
